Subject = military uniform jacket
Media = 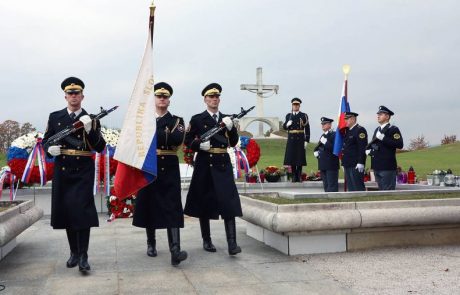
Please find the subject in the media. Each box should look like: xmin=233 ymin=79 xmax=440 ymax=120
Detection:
xmin=369 ymin=124 xmax=403 ymax=170
xmin=341 ymin=124 xmax=368 ymax=168
xmin=283 ymin=112 xmax=310 ymax=166
xmin=43 ymin=108 xmax=106 ymax=230
xmin=133 ymin=112 xmax=185 ymax=229
xmin=183 ymin=111 xmax=242 ymax=219
xmin=314 ymin=130 xmax=340 ymax=171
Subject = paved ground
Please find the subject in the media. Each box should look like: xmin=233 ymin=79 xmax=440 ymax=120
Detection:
xmin=0 ymin=216 xmax=353 ymax=295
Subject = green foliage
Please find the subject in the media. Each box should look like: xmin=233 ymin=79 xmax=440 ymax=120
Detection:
xmin=0 ymin=152 xmax=6 ymax=167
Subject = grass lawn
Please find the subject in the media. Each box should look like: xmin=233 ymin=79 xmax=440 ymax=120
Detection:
xmin=0 ymin=152 xmax=6 ymax=167
xmin=249 ymin=192 xmax=460 ymax=204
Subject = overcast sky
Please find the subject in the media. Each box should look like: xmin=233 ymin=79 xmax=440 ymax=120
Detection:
xmin=1 ymin=0 xmax=459 ymax=146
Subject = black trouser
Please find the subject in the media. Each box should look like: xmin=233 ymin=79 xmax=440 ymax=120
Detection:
xmin=320 ymin=170 xmax=339 ymax=192
xmin=66 ymin=228 xmax=90 ymax=255
xmin=344 ymin=167 xmax=365 ymax=191
xmin=292 ymin=166 xmax=303 ymax=182
xmin=374 ymin=170 xmax=397 ymax=190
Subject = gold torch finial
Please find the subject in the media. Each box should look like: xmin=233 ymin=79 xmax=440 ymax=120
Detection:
xmin=342 ymin=64 xmax=351 ymax=77
xmin=150 ymin=1 xmax=156 ymax=16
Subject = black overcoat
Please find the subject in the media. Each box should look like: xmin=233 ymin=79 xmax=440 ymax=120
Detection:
xmin=314 ymin=130 xmax=340 ymax=171
xmin=283 ymin=112 xmax=310 ymax=166
xmin=43 ymin=108 xmax=106 ymax=230
xmin=183 ymin=111 xmax=242 ymax=219
xmin=341 ymin=124 xmax=368 ymax=168
xmin=132 ymin=112 xmax=185 ymax=229
xmin=369 ymin=124 xmax=404 ymax=170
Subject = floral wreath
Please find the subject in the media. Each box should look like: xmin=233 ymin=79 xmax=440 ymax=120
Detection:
xmin=240 ymin=136 xmax=260 ymax=168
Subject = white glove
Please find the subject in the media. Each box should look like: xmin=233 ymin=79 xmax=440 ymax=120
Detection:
xmin=79 ymin=115 xmax=92 ymax=133
xmin=286 ymin=120 xmax=293 ymax=127
xmin=320 ymin=136 xmax=327 ymax=144
xmin=365 ymin=149 xmax=371 ymax=156
xmin=199 ymin=141 xmax=210 ymax=151
xmin=304 ymin=142 xmax=308 ymax=149
xmin=222 ymin=116 xmax=233 ymax=131
xmin=355 ymin=163 xmax=365 ymax=173
xmin=313 ymin=151 xmax=319 ymax=158
xmin=376 ymin=130 xmax=384 ymax=140
xmin=48 ymin=145 xmax=61 ymax=156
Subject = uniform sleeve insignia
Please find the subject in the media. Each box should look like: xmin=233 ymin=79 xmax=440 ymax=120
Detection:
xmin=177 ymin=124 xmax=184 ymax=132
xmin=393 ymin=133 xmax=401 ymax=139
xmin=359 ymin=133 xmax=366 ymax=139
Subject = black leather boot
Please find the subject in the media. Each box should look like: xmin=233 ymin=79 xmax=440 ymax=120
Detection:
xmin=167 ymin=228 xmax=187 ymax=266
xmin=224 ymin=218 xmax=241 ymax=255
xmin=77 ymin=229 xmax=91 ymax=272
xmin=199 ymin=218 xmax=216 ymax=252
xmin=65 ymin=228 xmax=79 ymax=268
xmin=146 ymin=228 xmax=157 ymax=257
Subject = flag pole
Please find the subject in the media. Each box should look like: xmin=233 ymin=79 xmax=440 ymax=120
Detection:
xmin=341 ymin=64 xmax=350 ymax=192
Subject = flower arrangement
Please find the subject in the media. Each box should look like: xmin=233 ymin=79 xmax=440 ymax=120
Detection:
xmin=107 ymin=195 xmax=136 ymax=221
xmin=305 ymin=170 xmax=322 ymax=181
xmin=240 ymin=137 xmax=260 ymax=168
xmin=7 ymin=132 xmax=54 ymax=185
xmin=101 ymin=127 xmax=120 ymax=147
xmin=264 ymin=166 xmax=281 ymax=182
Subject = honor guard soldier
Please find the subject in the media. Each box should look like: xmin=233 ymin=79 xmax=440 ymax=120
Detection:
xmin=43 ymin=77 xmax=106 ymax=273
xmin=132 ymin=82 xmax=187 ymax=266
xmin=313 ymin=117 xmax=340 ymax=192
xmin=341 ymin=112 xmax=368 ymax=191
xmin=184 ymin=83 xmax=242 ymax=256
xmin=366 ymin=106 xmax=404 ymax=190
xmin=283 ymin=98 xmax=310 ymax=182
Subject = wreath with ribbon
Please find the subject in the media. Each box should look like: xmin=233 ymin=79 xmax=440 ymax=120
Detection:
xmin=239 ymin=136 xmax=260 ymax=168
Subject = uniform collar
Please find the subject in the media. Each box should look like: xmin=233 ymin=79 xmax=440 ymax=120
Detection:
xmin=67 ymin=108 xmax=82 ymax=117
xmin=380 ymin=122 xmax=390 ymax=129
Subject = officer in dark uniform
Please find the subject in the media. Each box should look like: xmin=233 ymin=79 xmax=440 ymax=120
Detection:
xmin=366 ymin=105 xmax=404 ymax=190
xmin=313 ymin=117 xmax=339 ymax=192
xmin=283 ymin=98 xmax=310 ymax=182
xmin=43 ymin=77 xmax=106 ymax=273
xmin=341 ymin=112 xmax=368 ymax=191
xmin=184 ymin=83 xmax=242 ymax=256
xmin=132 ymin=82 xmax=187 ymax=266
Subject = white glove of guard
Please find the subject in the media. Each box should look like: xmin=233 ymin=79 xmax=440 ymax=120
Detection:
xmin=320 ymin=136 xmax=327 ymax=144
xmin=48 ymin=145 xmax=61 ymax=156
xmin=313 ymin=151 xmax=319 ymax=158
xmin=365 ymin=149 xmax=371 ymax=156
xmin=376 ymin=130 xmax=384 ymax=140
xmin=79 ymin=115 xmax=92 ymax=133
xmin=222 ymin=116 xmax=233 ymax=131
xmin=304 ymin=142 xmax=308 ymax=149
xmin=355 ymin=163 xmax=365 ymax=173
xmin=199 ymin=141 xmax=210 ymax=151
xmin=286 ymin=120 xmax=293 ymax=127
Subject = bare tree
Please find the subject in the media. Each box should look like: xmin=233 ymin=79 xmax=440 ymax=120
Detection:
xmin=408 ymin=135 xmax=429 ymax=151
xmin=0 ymin=120 xmax=21 ymax=153
xmin=20 ymin=122 xmax=36 ymax=135
xmin=441 ymin=134 xmax=457 ymax=145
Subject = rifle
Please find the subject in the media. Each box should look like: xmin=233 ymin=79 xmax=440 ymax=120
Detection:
xmin=200 ymin=106 xmax=255 ymax=142
xmin=366 ymin=123 xmax=391 ymax=150
xmin=44 ymin=106 xmax=118 ymax=147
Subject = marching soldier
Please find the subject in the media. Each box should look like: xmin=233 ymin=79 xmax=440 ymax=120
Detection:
xmin=132 ymin=82 xmax=187 ymax=266
xmin=184 ymin=83 xmax=242 ymax=256
xmin=283 ymin=98 xmax=310 ymax=182
xmin=313 ymin=117 xmax=339 ymax=192
xmin=366 ymin=106 xmax=404 ymax=190
xmin=341 ymin=112 xmax=368 ymax=191
xmin=43 ymin=77 xmax=106 ymax=273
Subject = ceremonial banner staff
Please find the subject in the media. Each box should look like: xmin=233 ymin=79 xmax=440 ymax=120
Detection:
xmin=114 ymin=2 xmax=158 ymax=199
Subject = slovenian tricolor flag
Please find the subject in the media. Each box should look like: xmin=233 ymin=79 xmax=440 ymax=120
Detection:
xmin=332 ymin=76 xmax=351 ymax=156
xmin=114 ymin=4 xmax=157 ymax=200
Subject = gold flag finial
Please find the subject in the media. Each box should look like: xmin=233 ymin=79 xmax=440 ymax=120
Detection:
xmin=342 ymin=64 xmax=351 ymax=77
xmin=150 ymin=1 xmax=156 ymax=16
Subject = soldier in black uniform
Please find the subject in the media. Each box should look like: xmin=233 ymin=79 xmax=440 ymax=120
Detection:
xmin=43 ymin=77 xmax=106 ymax=273
xmin=341 ymin=112 xmax=368 ymax=191
xmin=184 ymin=83 xmax=242 ymax=256
xmin=283 ymin=98 xmax=310 ymax=182
xmin=132 ymin=82 xmax=187 ymax=266
xmin=366 ymin=106 xmax=404 ymax=190
xmin=313 ymin=117 xmax=339 ymax=192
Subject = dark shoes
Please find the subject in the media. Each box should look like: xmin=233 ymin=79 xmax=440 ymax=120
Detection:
xmin=224 ymin=218 xmax=242 ymax=256
xmin=78 ymin=252 xmax=91 ymax=272
xmin=203 ymin=239 xmax=217 ymax=252
xmin=167 ymin=228 xmax=187 ymax=266
xmin=147 ymin=242 xmax=158 ymax=257
xmin=146 ymin=228 xmax=158 ymax=257
xmin=66 ymin=252 xmax=79 ymax=268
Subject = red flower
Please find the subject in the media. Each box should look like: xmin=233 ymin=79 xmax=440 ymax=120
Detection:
xmin=245 ymin=139 xmax=260 ymax=168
